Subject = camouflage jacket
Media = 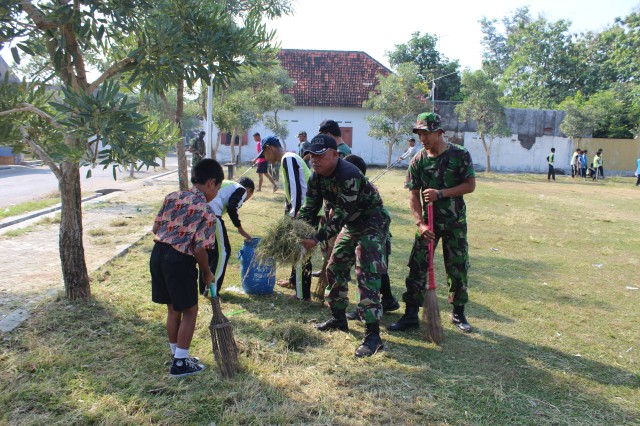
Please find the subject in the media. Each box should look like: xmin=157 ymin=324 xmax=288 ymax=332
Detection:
xmin=299 ymin=158 xmax=385 ymax=242
xmin=406 ymin=143 xmax=475 ymax=228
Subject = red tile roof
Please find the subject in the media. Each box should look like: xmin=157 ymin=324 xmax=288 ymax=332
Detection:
xmin=277 ymin=49 xmax=392 ymax=108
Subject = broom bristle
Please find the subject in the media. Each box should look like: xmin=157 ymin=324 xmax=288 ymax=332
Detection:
xmin=209 ymin=298 xmax=241 ymax=379
xmin=423 ymin=290 xmax=444 ymax=345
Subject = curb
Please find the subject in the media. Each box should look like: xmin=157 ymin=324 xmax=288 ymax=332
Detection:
xmin=0 ymin=169 xmax=178 ymax=229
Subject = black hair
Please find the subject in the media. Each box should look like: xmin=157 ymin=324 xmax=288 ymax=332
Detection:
xmin=344 ymin=154 xmax=367 ymax=176
xmin=191 ymin=158 xmax=224 ymax=185
xmin=551 ymin=148 xmax=555 ymax=152
xmin=409 ymin=138 xmax=416 ymax=142
xmin=237 ymin=176 xmax=255 ymax=191
xmin=319 ymin=119 xmax=341 ymax=137
xmin=199 ymin=131 xmax=206 ymax=136
xmin=253 ymin=132 xmax=260 ymax=137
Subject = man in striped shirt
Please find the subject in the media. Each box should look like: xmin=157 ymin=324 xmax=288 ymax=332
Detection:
xmin=257 ymin=136 xmax=314 ymax=300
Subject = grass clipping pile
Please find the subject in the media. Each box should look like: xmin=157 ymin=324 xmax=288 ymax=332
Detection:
xmin=255 ymin=216 xmax=316 ymax=267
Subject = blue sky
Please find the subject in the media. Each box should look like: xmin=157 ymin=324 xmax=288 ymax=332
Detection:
xmin=267 ymin=0 xmax=640 ymax=70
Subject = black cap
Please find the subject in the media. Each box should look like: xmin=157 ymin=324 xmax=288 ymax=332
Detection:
xmin=256 ymin=136 xmax=281 ymax=158
xmin=319 ymin=119 xmax=341 ymax=137
xmin=304 ymin=134 xmax=338 ymax=155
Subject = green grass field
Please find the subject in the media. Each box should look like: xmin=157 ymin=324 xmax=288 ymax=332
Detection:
xmin=1 ymin=171 xmax=638 ymax=425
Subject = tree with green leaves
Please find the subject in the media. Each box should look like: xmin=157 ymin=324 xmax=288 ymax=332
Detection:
xmin=455 ymin=70 xmax=511 ymax=173
xmin=387 ymin=32 xmax=462 ymax=101
xmin=0 ymin=0 xmax=172 ymax=300
xmin=480 ymin=7 xmax=582 ymax=109
xmin=127 ymin=0 xmax=282 ymax=190
xmin=363 ymin=62 xmax=427 ymax=166
xmin=559 ymin=93 xmax=596 ymax=147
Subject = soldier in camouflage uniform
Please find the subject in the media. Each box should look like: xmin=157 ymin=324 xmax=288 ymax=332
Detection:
xmin=190 ymin=131 xmax=206 ymax=167
xmin=387 ymin=112 xmax=476 ymax=333
xmin=299 ymin=134 xmax=389 ymax=357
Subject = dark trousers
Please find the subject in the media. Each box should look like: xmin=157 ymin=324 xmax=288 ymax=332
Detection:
xmin=636 ymin=175 xmax=640 ymax=186
xmin=597 ymin=166 xmax=604 ymax=178
xmin=547 ymin=164 xmax=555 ymax=180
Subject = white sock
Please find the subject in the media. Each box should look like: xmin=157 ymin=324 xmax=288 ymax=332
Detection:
xmin=174 ymin=347 xmax=189 ymax=359
xmin=169 ymin=343 xmax=177 ymax=356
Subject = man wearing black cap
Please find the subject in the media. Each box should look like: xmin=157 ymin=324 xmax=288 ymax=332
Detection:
xmin=387 ymin=112 xmax=476 ymax=334
xmin=298 ymin=134 xmax=390 ymax=357
xmin=319 ymin=119 xmax=351 ymax=158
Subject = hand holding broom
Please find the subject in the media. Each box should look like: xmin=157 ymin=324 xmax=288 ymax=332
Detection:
xmin=205 ymin=284 xmax=242 ymax=379
xmin=423 ymin=202 xmax=444 ymax=344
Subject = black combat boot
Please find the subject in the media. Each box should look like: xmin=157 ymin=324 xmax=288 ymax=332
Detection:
xmin=386 ymin=304 xmax=420 ymax=331
xmin=452 ymin=305 xmax=472 ymax=332
xmin=355 ymin=322 xmax=384 ymax=357
xmin=315 ymin=309 xmax=349 ymax=332
xmin=381 ymin=297 xmax=400 ymax=313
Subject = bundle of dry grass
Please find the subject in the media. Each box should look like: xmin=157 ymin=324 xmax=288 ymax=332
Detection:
xmin=254 ymin=216 xmax=316 ymax=267
xmin=209 ymin=297 xmax=241 ymax=379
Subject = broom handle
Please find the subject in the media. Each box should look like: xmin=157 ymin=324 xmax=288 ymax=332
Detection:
xmin=295 ymin=246 xmax=306 ymax=299
xmin=427 ymin=202 xmax=436 ymax=291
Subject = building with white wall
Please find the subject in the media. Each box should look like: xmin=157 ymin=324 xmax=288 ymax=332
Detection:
xmin=210 ymin=49 xmax=417 ymax=166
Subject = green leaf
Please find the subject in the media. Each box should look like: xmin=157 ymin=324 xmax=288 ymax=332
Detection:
xmin=10 ymin=47 xmax=20 ymax=65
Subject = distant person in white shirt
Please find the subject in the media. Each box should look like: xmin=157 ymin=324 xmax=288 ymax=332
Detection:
xmin=398 ymin=138 xmax=420 ymax=163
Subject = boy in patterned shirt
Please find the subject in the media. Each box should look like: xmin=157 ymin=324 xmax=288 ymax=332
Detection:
xmin=150 ymin=159 xmax=224 ymax=377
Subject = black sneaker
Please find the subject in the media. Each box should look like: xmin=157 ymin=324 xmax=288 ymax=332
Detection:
xmin=167 ymin=354 xmax=201 ymax=366
xmin=170 ymin=357 xmax=205 ymax=377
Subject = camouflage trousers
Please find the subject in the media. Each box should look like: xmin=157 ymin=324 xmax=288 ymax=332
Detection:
xmin=326 ymin=212 xmax=390 ymax=323
xmin=191 ymin=153 xmax=203 ymax=167
xmin=403 ymin=223 xmax=469 ymax=307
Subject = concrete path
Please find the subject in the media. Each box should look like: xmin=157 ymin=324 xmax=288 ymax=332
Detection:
xmin=0 ymin=167 xmax=181 ymax=333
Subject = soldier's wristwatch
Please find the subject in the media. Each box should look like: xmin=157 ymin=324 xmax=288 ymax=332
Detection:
xmin=437 ymin=190 xmax=444 ymax=200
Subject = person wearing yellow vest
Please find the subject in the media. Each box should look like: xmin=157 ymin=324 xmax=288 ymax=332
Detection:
xmin=592 ymin=150 xmax=603 ymax=181
xmin=257 ymin=136 xmax=316 ymax=300
xmin=200 ymin=177 xmax=254 ymax=295
xmin=547 ymin=147 xmax=556 ymax=181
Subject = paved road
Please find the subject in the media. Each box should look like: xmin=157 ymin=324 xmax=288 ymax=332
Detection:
xmin=0 ymin=154 xmax=183 ymax=209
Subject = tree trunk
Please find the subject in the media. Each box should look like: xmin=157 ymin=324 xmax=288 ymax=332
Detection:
xmin=237 ymin=130 xmax=244 ymax=166
xmin=387 ymin=138 xmax=395 ymax=167
xmin=59 ymin=161 xmax=91 ymax=300
xmin=212 ymin=132 xmax=220 ymax=160
xmin=481 ymin=135 xmax=491 ymax=173
xmin=230 ymin=129 xmax=237 ymax=167
xmin=175 ymin=79 xmax=188 ymax=190
xmin=129 ymin=162 xmax=135 ymax=178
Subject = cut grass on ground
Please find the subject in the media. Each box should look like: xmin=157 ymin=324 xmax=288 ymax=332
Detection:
xmin=0 ymin=171 xmax=638 ymax=425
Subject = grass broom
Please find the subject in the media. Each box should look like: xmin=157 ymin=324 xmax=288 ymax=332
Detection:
xmin=423 ymin=202 xmax=444 ymax=344
xmin=207 ymin=284 xmax=241 ymax=379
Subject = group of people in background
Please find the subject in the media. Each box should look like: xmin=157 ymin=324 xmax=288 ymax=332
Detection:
xmin=569 ymin=148 xmax=605 ymax=181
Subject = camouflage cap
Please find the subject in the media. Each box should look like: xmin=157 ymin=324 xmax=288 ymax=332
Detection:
xmin=413 ymin=112 xmax=442 ymax=133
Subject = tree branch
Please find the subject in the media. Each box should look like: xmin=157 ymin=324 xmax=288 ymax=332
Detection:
xmin=64 ymin=23 xmax=89 ymax=91
xmin=88 ymin=58 xmax=137 ymax=93
xmin=19 ymin=0 xmax=59 ymax=30
xmin=159 ymin=90 xmax=176 ymax=122
xmin=0 ymin=103 xmax=65 ymax=131
xmin=19 ymin=126 xmax=62 ymax=179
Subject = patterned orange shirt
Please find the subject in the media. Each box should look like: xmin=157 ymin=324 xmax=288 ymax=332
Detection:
xmin=153 ymin=187 xmax=217 ymax=255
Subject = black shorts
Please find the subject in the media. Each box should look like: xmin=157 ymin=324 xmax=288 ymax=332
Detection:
xmin=256 ymin=161 xmax=268 ymax=173
xmin=150 ymin=242 xmax=198 ymax=311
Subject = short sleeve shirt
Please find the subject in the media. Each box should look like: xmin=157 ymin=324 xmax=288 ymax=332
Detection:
xmin=406 ymin=143 xmax=475 ymax=227
xmin=153 ymin=188 xmax=217 ymax=255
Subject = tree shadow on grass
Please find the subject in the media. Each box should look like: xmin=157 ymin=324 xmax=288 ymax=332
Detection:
xmin=0 ymin=294 xmax=334 ymax=425
xmin=377 ymin=323 xmax=639 ymax=424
